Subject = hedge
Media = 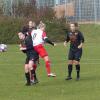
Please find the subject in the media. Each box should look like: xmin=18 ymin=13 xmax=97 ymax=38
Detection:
xmin=0 ymin=17 xmax=67 ymax=44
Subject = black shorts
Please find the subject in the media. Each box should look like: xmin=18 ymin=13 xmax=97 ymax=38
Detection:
xmin=25 ymin=50 xmax=39 ymax=64
xmin=68 ymin=49 xmax=82 ymax=61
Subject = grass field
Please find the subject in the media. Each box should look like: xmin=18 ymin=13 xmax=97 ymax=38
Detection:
xmin=0 ymin=42 xmax=100 ymax=100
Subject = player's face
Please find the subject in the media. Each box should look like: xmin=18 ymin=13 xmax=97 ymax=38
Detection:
xmin=18 ymin=33 xmax=25 ymax=40
xmin=43 ymin=27 xmax=45 ymax=31
xmin=42 ymin=26 xmax=46 ymax=31
xmin=70 ymin=24 xmax=76 ymax=32
xmin=29 ymin=21 xmax=33 ymax=28
xmin=32 ymin=22 xmax=36 ymax=28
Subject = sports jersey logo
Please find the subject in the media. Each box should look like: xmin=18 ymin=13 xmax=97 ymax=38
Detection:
xmin=32 ymin=33 xmax=37 ymax=40
xmin=69 ymin=33 xmax=77 ymax=43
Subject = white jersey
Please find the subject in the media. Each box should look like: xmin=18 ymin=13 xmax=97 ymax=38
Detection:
xmin=31 ymin=29 xmax=48 ymax=46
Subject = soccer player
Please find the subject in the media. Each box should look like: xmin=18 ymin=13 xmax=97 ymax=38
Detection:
xmin=31 ymin=23 xmax=56 ymax=77
xmin=18 ymin=32 xmax=38 ymax=86
xmin=64 ymin=22 xmax=84 ymax=80
xmin=21 ymin=20 xmax=39 ymax=69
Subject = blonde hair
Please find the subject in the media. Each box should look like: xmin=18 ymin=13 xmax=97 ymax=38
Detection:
xmin=38 ymin=23 xmax=46 ymax=29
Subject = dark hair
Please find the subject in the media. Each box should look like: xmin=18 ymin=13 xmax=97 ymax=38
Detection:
xmin=70 ymin=22 xmax=79 ymax=27
xmin=67 ymin=22 xmax=79 ymax=32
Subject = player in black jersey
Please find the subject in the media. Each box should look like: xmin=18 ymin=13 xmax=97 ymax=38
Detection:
xmin=64 ymin=22 xmax=84 ymax=81
xmin=18 ymin=32 xmax=38 ymax=86
xmin=21 ymin=20 xmax=40 ymax=66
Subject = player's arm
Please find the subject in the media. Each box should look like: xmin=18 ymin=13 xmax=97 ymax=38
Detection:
xmin=44 ymin=38 xmax=55 ymax=46
xmin=43 ymin=32 xmax=56 ymax=46
xmin=78 ymin=42 xmax=83 ymax=49
xmin=64 ymin=33 xmax=70 ymax=46
xmin=19 ymin=45 xmax=27 ymax=51
xmin=78 ymin=32 xmax=84 ymax=49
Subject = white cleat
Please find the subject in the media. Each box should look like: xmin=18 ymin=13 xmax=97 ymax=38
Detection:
xmin=48 ymin=73 xmax=56 ymax=77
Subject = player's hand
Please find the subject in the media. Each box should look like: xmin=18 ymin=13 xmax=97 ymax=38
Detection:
xmin=20 ymin=47 xmax=26 ymax=51
xmin=78 ymin=45 xmax=82 ymax=49
xmin=19 ymin=44 xmax=22 ymax=47
xmin=78 ymin=43 xmax=83 ymax=49
xmin=64 ymin=41 xmax=67 ymax=47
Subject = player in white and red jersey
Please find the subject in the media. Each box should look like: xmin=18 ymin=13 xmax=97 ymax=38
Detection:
xmin=31 ymin=23 xmax=56 ymax=77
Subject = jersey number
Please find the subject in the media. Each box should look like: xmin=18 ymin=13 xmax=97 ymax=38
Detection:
xmin=32 ymin=33 xmax=37 ymax=40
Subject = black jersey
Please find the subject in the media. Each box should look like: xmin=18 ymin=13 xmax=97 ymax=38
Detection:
xmin=65 ymin=31 xmax=84 ymax=51
xmin=20 ymin=26 xmax=34 ymax=52
xmin=20 ymin=35 xmax=33 ymax=52
xmin=20 ymin=35 xmax=39 ymax=60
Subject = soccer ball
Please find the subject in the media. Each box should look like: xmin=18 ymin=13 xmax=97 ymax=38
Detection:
xmin=0 ymin=44 xmax=7 ymax=52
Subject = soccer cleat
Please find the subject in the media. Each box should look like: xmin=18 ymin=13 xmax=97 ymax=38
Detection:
xmin=31 ymin=79 xmax=39 ymax=85
xmin=65 ymin=76 xmax=72 ymax=80
xmin=48 ymin=73 xmax=56 ymax=77
xmin=25 ymin=82 xmax=31 ymax=86
xmin=76 ymin=77 xmax=80 ymax=81
xmin=34 ymin=79 xmax=39 ymax=84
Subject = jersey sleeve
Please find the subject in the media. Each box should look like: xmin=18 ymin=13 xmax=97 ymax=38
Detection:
xmin=79 ymin=32 xmax=84 ymax=43
xmin=65 ymin=33 xmax=70 ymax=42
xmin=42 ymin=32 xmax=48 ymax=40
xmin=30 ymin=30 xmax=34 ymax=37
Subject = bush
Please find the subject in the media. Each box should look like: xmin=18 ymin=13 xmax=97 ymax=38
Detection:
xmin=0 ymin=16 xmax=67 ymax=44
xmin=45 ymin=19 xmax=67 ymax=42
xmin=0 ymin=17 xmax=25 ymax=44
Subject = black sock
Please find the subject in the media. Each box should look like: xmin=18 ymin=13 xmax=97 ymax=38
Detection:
xmin=76 ymin=64 xmax=80 ymax=78
xmin=31 ymin=69 xmax=37 ymax=80
xmin=68 ymin=64 xmax=73 ymax=77
xmin=25 ymin=72 xmax=30 ymax=84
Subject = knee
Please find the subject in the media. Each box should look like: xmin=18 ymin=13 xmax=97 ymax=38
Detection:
xmin=44 ymin=56 xmax=49 ymax=62
xmin=68 ymin=60 xmax=73 ymax=65
xmin=74 ymin=61 xmax=80 ymax=65
xmin=28 ymin=61 xmax=34 ymax=70
xmin=24 ymin=64 xmax=29 ymax=73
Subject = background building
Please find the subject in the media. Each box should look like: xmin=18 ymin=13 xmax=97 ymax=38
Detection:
xmin=36 ymin=0 xmax=55 ymax=7
xmin=1 ymin=0 xmax=100 ymax=23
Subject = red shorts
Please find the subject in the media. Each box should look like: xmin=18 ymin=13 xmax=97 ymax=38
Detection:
xmin=34 ymin=44 xmax=48 ymax=58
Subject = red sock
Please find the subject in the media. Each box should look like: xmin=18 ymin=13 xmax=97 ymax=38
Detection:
xmin=45 ymin=61 xmax=51 ymax=74
xmin=33 ymin=64 xmax=37 ymax=71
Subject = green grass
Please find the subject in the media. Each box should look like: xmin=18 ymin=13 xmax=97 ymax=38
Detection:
xmin=0 ymin=42 xmax=100 ymax=100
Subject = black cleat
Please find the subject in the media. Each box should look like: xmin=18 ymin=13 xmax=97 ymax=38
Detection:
xmin=65 ymin=77 xmax=72 ymax=80
xmin=34 ymin=79 xmax=39 ymax=84
xmin=76 ymin=77 xmax=80 ymax=81
xmin=25 ymin=82 xmax=31 ymax=86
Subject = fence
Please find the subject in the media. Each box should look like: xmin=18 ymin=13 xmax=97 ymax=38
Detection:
xmin=1 ymin=0 xmax=100 ymax=23
xmin=64 ymin=0 xmax=100 ymax=24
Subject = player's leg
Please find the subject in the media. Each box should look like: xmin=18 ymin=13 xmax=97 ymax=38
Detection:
xmin=43 ymin=56 xmax=51 ymax=74
xmin=43 ymin=56 xmax=56 ymax=77
xmin=24 ymin=58 xmax=31 ymax=86
xmin=66 ymin=50 xmax=74 ymax=80
xmin=74 ymin=49 xmax=82 ymax=80
xmin=33 ymin=62 xmax=37 ymax=71
xmin=74 ymin=60 xmax=80 ymax=80
xmin=27 ymin=51 xmax=39 ymax=84
xmin=37 ymin=57 xmax=40 ymax=65
xmin=35 ymin=45 xmax=56 ymax=77
xmin=28 ymin=59 xmax=38 ymax=84
xmin=32 ymin=52 xmax=39 ymax=71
